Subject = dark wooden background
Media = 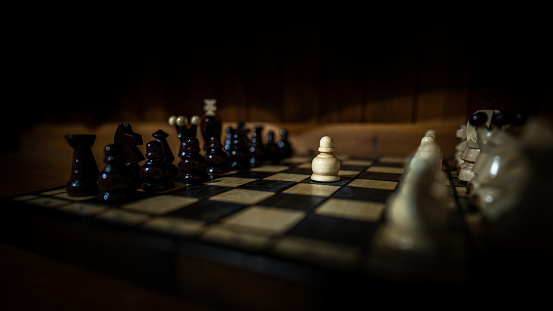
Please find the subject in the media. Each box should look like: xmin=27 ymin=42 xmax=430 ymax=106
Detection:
xmin=5 ymin=11 xmax=551 ymax=149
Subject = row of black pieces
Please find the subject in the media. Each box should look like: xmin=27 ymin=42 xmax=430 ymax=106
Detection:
xmin=223 ymin=121 xmax=293 ymax=168
xmin=66 ymin=123 xmax=293 ymax=202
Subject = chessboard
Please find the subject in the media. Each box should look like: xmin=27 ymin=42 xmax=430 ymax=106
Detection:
xmin=0 ymin=153 xmax=481 ymax=306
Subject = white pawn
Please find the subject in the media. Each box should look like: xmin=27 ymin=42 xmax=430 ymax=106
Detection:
xmin=311 ymin=136 xmax=340 ymax=182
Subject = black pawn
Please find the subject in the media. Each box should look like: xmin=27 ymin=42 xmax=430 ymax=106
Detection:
xmin=178 ymin=138 xmax=208 ymax=185
xmin=265 ymin=130 xmax=281 ymax=164
xmin=278 ymin=129 xmax=293 ymax=159
xmin=141 ymin=141 xmax=175 ymax=192
xmin=249 ymin=126 xmax=266 ymax=167
xmin=152 ymin=130 xmax=179 ymax=178
xmin=224 ymin=126 xmax=234 ymax=152
xmin=65 ymin=134 xmax=99 ymax=197
xmin=205 ymin=136 xmax=230 ymax=175
xmin=228 ymin=132 xmax=250 ymax=171
xmin=97 ymin=144 xmax=137 ymax=202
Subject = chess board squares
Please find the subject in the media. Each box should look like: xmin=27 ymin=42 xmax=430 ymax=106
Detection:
xmin=258 ymin=193 xmax=327 ymax=212
xmin=348 ymin=179 xmax=398 ymax=191
xmin=209 ymin=189 xmax=275 ymax=205
xmin=202 ymin=206 xmax=306 ymax=251
xmin=122 ymin=195 xmax=199 ymax=215
xmin=238 ymin=179 xmax=297 ymax=192
xmin=333 ymin=186 xmax=393 ymax=203
xmin=366 ymin=166 xmax=405 ymax=174
xmin=168 ymin=200 xmax=246 ymax=223
xmin=338 ymin=170 xmax=362 ymax=178
xmin=341 ymin=159 xmax=374 ymax=167
xmin=204 ymin=177 xmax=256 ymax=187
xmin=357 ymin=171 xmax=402 ymax=182
xmin=315 ymin=198 xmax=385 ymax=222
xmin=250 ymin=165 xmax=290 ymax=172
xmin=378 ymin=156 xmax=409 ymax=164
xmin=217 ymin=206 xmax=306 ymax=236
xmin=170 ymin=184 xmax=231 ymax=200
xmin=264 ymin=173 xmax=310 ymax=182
xmin=283 ymin=183 xmax=340 ymax=197
xmin=282 ymin=156 xmax=312 ymax=164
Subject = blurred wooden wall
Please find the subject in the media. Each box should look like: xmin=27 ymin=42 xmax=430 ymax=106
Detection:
xmin=6 ymin=12 xmax=552 ymax=149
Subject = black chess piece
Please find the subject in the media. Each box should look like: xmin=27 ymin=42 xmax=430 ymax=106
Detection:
xmin=278 ymin=128 xmax=293 ymax=159
xmin=97 ymin=144 xmax=137 ymax=202
xmin=205 ymin=136 xmax=230 ymax=174
xmin=265 ymin=130 xmax=281 ymax=164
xmin=65 ymin=134 xmax=99 ymax=197
xmin=224 ymin=126 xmax=234 ymax=152
xmin=228 ymin=131 xmax=250 ymax=171
xmin=200 ymin=99 xmax=222 ymax=151
xmin=178 ymin=137 xmax=208 ymax=185
xmin=152 ymin=129 xmax=179 ymax=178
xmin=114 ymin=123 xmax=144 ymax=187
xmin=169 ymin=115 xmax=200 ymax=157
xmin=141 ymin=140 xmax=175 ymax=192
xmin=236 ymin=120 xmax=251 ymax=148
xmin=249 ymin=126 xmax=266 ymax=167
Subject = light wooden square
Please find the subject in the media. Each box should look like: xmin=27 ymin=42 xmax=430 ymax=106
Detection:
xmin=220 ymin=206 xmax=306 ymax=236
xmin=144 ymin=217 xmax=205 ymax=236
xmin=283 ymin=183 xmax=340 ymax=197
xmin=296 ymin=162 xmax=312 ymax=169
xmin=250 ymin=165 xmax=289 ymax=172
xmin=315 ymin=198 xmax=385 ymax=222
xmin=209 ymin=189 xmax=275 ymax=205
xmin=366 ymin=166 xmax=405 ymax=174
xmin=348 ymin=179 xmax=398 ymax=190
xmin=122 ymin=195 xmax=199 ymax=215
xmin=264 ymin=173 xmax=310 ymax=182
xmin=204 ymin=177 xmax=256 ymax=187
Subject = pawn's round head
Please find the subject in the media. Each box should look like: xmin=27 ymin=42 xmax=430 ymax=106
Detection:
xmin=318 ymin=136 xmax=334 ymax=153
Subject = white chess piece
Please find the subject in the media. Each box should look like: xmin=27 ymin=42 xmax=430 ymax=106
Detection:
xmin=203 ymin=99 xmax=217 ymax=116
xmin=311 ymin=136 xmax=340 ymax=182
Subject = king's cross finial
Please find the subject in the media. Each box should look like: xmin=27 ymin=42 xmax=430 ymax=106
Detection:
xmin=203 ymin=99 xmax=217 ymax=116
